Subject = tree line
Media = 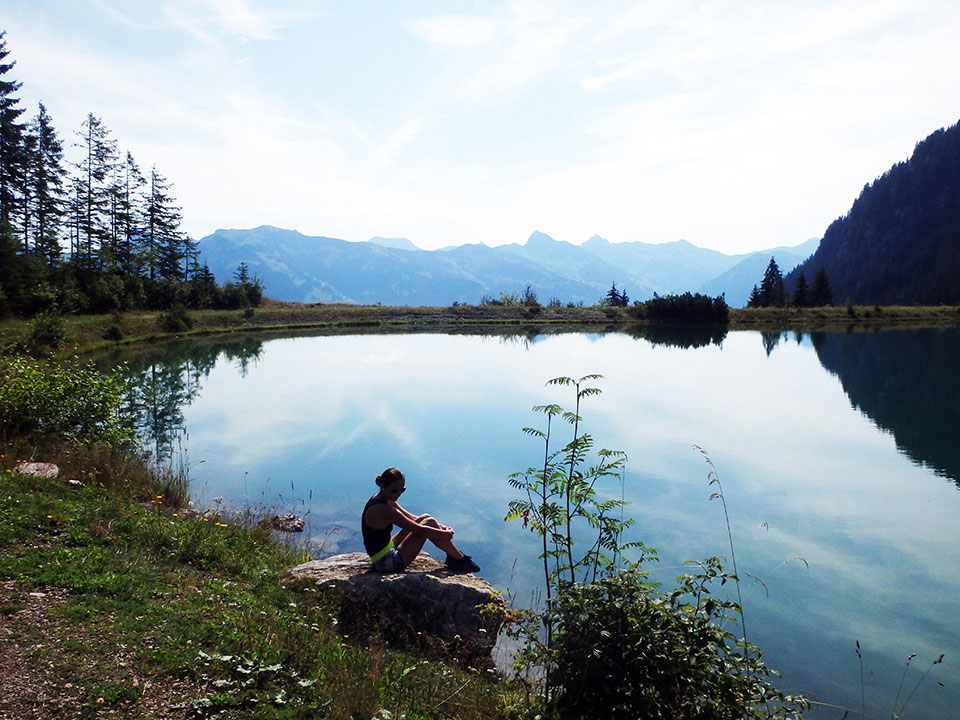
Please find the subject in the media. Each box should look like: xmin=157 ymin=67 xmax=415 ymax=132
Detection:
xmin=0 ymin=31 xmax=260 ymax=318
xmin=747 ymin=257 xmax=834 ymax=308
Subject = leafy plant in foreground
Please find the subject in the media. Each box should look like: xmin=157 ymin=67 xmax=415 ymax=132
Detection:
xmin=505 ymin=375 xmax=808 ymax=719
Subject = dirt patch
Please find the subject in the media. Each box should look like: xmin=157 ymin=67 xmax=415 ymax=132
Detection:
xmin=0 ymin=582 xmax=198 ymax=719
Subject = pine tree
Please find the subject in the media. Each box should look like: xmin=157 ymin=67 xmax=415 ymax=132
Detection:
xmin=65 ymin=176 xmax=83 ymax=259
xmin=0 ymin=32 xmax=26 ymax=229
xmin=792 ymin=272 xmax=809 ymax=308
xmin=145 ymin=165 xmax=184 ymax=281
xmin=759 ymin=257 xmax=785 ymax=307
xmin=25 ymin=103 xmax=67 ymax=264
xmin=747 ymin=285 xmax=761 ymax=308
xmin=20 ymin=117 xmax=36 ymax=251
xmin=811 ymin=266 xmax=834 ymax=306
xmin=605 ymin=281 xmax=629 ymax=307
xmin=182 ymin=234 xmax=200 ymax=280
xmin=74 ymin=113 xmax=117 ymax=269
xmin=234 ymin=262 xmax=250 ymax=284
xmin=114 ymin=151 xmax=145 ymax=275
xmin=0 ymin=218 xmax=20 ymax=313
xmin=189 ymin=262 xmax=220 ymax=308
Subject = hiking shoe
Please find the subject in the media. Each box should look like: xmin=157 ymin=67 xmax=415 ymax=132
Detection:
xmin=445 ymin=555 xmax=480 ymax=573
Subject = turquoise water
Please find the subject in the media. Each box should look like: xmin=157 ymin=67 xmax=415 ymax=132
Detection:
xmin=110 ymin=327 xmax=960 ymax=718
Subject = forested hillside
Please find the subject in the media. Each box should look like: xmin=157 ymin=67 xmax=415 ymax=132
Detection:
xmin=787 ymin=120 xmax=960 ymax=304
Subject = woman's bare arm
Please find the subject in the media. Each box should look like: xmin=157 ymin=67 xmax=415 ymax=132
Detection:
xmin=392 ymin=501 xmax=453 ymax=532
xmin=388 ymin=506 xmax=453 ymax=541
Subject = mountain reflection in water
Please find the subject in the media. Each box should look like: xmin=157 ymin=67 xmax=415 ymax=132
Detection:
xmin=809 ymin=327 xmax=960 ymax=486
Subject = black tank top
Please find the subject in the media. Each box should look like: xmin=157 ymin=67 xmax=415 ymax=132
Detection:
xmin=361 ymin=497 xmax=392 ymax=555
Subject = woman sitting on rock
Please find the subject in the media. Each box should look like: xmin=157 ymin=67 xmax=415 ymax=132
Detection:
xmin=361 ymin=467 xmax=480 ymax=573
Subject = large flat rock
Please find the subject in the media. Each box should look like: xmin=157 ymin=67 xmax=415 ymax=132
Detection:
xmin=284 ymin=552 xmax=504 ymax=662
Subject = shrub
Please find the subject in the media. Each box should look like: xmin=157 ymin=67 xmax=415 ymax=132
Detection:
xmin=103 ymin=323 xmax=124 ymax=341
xmin=548 ymin=564 xmax=808 ymax=720
xmin=630 ymin=292 xmax=729 ymax=323
xmin=522 ymin=284 xmax=540 ymax=307
xmin=28 ymin=312 xmax=66 ymax=352
xmin=0 ymin=358 xmax=135 ymax=445
xmin=158 ymin=304 xmax=193 ymax=333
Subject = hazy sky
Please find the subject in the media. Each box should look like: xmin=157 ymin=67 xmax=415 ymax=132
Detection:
xmin=5 ymin=0 xmax=959 ymax=252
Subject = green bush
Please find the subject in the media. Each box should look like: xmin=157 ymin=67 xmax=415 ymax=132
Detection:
xmin=28 ymin=311 xmax=67 ymax=352
xmin=547 ymin=564 xmax=808 ymax=719
xmin=630 ymin=292 xmax=729 ymax=323
xmin=103 ymin=323 xmax=124 ymax=341
xmin=522 ymin=284 xmax=540 ymax=307
xmin=0 ymin=358 xmax=135 ymax=445
xmin=158 ymin=303 xmax=193 ymax=333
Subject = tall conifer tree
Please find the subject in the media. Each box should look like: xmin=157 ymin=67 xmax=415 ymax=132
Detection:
xmin=759 ymin=257 xmax=785 ymax=307
xmin=26 ymin=102 xmax=67 ymax=263
xmin=75 ymin=113 xmax=117 ymax=269
xmin=115 ymin=151 xmax=145 ymax=275
xmin=145 ymin=165 xmax=184 ymax=281
xmin=0 ymin=32 xmax=26 ymax=229
xmin=811 ymin=266 xmax=834 ymax=306
xmin=792 ymin=272 xmax=809 ymax=307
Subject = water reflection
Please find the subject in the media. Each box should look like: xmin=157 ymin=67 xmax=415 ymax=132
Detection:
xmin=103 ymin=336 xmax=265 ymax=459
xmin=100 ymin=327 xmax=960 ymax=719
xmin=758 ymin=328 xmax=960 ymax=486
xmin=625 ymin=323 xmax=727 ymax=349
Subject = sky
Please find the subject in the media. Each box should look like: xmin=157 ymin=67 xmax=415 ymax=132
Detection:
xmin=4 ymin=0 xmax=960 ymax=254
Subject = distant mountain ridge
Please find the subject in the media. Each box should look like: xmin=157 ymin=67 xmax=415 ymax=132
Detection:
xmin=198 ymin=227 xmax=816 ymax=307
xmin=197 ymin=227 xmax=817 ymax=307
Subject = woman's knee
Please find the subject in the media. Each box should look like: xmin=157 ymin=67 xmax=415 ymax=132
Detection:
xmin=418 ymin=514 xmax=439 ymax=526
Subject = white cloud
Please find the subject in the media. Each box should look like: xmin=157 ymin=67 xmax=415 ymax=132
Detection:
xmin=407 ymin=15 xmax=498 ymax=48
xmin=162 ymin=0 xmax=286 ymax=45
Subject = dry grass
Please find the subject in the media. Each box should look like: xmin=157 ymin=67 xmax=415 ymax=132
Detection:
xmin=728 ymin=304 xmax=960 ymax=329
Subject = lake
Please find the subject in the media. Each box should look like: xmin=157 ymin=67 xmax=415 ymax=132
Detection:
xmin=105 ymin=325 xmax=960 ymax=718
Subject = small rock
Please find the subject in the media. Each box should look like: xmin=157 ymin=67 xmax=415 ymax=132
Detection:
xmin=261 ymin=513 xmax=305 ymax=533
xmin=14 ymin=462 xmax=59 ymax=478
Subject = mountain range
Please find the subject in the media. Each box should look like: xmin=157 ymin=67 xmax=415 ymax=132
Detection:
xmin=197 ymin=227 xmax=818 ymax=308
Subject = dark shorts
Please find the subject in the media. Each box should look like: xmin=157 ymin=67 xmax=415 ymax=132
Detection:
xmin=371 ymin=548 xmax=404 ymax=573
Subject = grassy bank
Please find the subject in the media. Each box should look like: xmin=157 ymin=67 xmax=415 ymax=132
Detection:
xmin=2 ymin=300 xmax=958 ymax=358
xmin=0 ymin=439 xmax=512 ymax=719
xmin=729 ymin=303 xmax=960 ymax=329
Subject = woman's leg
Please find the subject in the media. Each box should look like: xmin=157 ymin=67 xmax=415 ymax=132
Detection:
xmin=415 ymin=515 xmax=465 ymax=560
xmin=395 ymin=531 xmax=427 ymax=568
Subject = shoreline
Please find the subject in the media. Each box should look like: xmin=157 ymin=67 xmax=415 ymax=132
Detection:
xmin=2 ymin=301 xmax=958 ymax=357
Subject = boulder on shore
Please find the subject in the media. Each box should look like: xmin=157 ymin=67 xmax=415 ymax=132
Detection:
xmin=260 ymin=513 xmax=305 ymax=532
xmin=14 ymin=462 xmax=59 ymax=479
xmin=283 ymin=552 xmax=504 ymax=663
